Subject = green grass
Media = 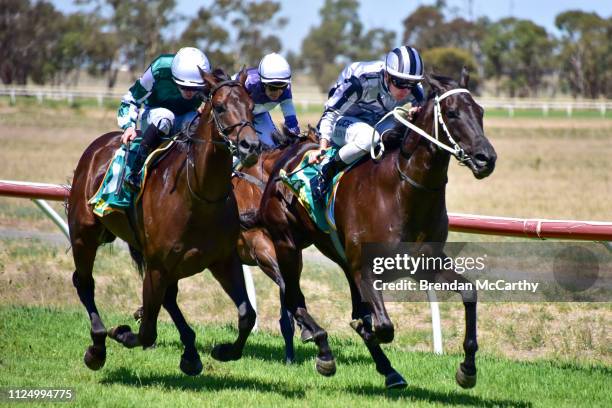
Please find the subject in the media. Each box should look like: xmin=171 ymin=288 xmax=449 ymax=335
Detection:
xmin=0 ymin=306 xmax=609 ymax=407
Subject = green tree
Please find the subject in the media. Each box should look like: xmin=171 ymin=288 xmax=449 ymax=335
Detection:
xmin=555 ymin=10 xmax=610 ymax=98
xmin=179 ymin=0 xmax=287 ymax=72
xmin=482 ymin=18 xmax=553 ymax=96
xmin=422 ymin=47 xmax=480 ymax=93
xmin=301 ymin=0 xmax=394 ymax=92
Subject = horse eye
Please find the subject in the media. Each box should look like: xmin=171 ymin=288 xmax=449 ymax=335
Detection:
xmin=214 ymin=105 xmax=225 ymax=113
xmin=446 ymin=110 xmax=459 ymax=119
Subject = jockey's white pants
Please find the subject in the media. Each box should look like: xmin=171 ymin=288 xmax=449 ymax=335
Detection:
xmin=330 ymin=115 xmax=401 ymax=164
xmin=140 ymin=108 xmax=198 ymax=136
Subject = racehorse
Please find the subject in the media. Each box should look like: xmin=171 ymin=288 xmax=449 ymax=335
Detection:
xmin=67 ymin=68 xmax=261 ymax=376
xmin=259 ymin=69 xmax=497 ymax=389
xmin=133 ymin=127 xmax=318 ymax=363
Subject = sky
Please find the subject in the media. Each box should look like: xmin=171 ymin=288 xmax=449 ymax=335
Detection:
xmin=52 ymin=0 xmax=611 ymax=53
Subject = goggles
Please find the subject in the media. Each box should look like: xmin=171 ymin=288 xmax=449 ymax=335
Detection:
xmin=264 ymin=82 xmax=288 ymax=91
xmin=389 ymin=76 xmax=418 ymax=89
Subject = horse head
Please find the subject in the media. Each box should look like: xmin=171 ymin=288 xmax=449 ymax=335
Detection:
xmin=200 ymin=67 xmax=260 ymax=167
xmin=423 ymin=68 xmax=497 ymax=179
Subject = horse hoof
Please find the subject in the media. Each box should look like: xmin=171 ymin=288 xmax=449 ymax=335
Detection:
xmin=180 ymin=356 xmax=203 ymax=376
xmin=301 ymin=328 xmax=314 ymax=343
xmin=83 ymin=346 xmax=106 ymax=371
xmin=455 ymin=364 xmax=477 ymax=389
xmin=385 ymin=371 xmax=408 ymax=389
xmin=315 ymin=356 xmax=336 ymax=377
xmin=211 ymin=343 xmax=240 ymax=362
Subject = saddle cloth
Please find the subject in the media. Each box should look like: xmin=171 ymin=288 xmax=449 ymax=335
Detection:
xmin=88 ymin=138 xmax=174 ymax=217
xmin=279 ymin=147 xmax=354 ymax=233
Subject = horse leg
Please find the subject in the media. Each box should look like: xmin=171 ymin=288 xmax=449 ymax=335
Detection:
xmin=277 ymin=245 xmax=336 ymax=377
xmin=109 ymin=267 xmax=167 ymax=349
xmin=345 ymin=271 xmax=407 ymax=389
xmin=252 ymin=245 xmax=297 ymax=364
xmin=71 ymin=236 xmax=107 ymax=370
xmin=209 ymin=252 xmax=256 ymax=362
xmin=162 ymin=281 xmax=202 ymax=376
xmin=436 ymin=267 xmax=478 ymax=388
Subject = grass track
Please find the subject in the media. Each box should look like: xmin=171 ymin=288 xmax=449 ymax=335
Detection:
xmin=0 ymin=306 xmax=609 ymax=407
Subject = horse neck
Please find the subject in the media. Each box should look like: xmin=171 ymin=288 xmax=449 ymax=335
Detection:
xmin=400 ymin=102 xmax=451 ymax=189
xmin=190 ymin=106 xmax=233 ymax=200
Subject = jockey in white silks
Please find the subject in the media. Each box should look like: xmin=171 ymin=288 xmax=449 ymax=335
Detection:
xmin=235 ymin=53 xmax=300 ymax=148
xmin=309 ymin=46 xmax=426 ymax=202
xmin=117 ymin=47 xmax=211 ymax=191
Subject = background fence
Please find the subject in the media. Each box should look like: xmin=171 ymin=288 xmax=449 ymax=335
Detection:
xmin=2 ymin=87 xmax=611 ymax=117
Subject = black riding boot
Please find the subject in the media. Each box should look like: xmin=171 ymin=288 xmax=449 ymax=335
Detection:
xmin=311 ymin=153 xmax=349 ymax=204
xmin=125 ymin=125 xmax=163 ymax=192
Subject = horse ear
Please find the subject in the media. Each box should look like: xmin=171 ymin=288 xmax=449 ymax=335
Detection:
xmin=237 ymin=65 xmax=248 ymax=86
xmin=459 ymin=66 xmax=470 ymax=88
xmin=199 ymin=66 xmax=217 ymax=89
xmin=426 ymin=73 xmax=444 ymax=94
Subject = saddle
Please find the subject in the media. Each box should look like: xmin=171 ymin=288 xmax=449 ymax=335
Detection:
xmin=88 ymin=138 xmax=175 ymax=217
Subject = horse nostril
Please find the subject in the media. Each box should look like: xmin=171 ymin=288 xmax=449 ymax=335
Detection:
xmin=239 ymin=140 xmax=251 ymax=151
xmin=474 ymin=153 xmax=490 ymax=166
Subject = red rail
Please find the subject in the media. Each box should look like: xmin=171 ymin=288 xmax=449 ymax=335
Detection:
xmin=0 ymin=180 xmax=69 ymax=201
xmin=1 ymin=179 xmax=611 ymax=241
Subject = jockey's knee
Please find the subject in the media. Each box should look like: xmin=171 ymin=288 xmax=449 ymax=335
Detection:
xmin=338 ymin=142 xmax=367 ymax=163
xmin=148 ymin=108 xmax=175 ymax=135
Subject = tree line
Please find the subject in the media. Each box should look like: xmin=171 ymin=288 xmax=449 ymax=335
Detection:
xmin=1 ymin=0 xmax=610 ymax=98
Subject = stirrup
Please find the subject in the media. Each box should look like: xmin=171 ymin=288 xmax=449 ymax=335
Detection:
xmin=312 ymin=176 xmax=330 ymax=203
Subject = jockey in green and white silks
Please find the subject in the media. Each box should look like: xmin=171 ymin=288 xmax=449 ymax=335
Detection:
xmin=117 ymin=47 xmax=211 ymax=191
xmin=309 ymin=46 xmax=426 ymax=203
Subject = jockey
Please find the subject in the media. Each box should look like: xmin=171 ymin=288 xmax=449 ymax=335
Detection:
xmin=238 ymin=53 xmax=300 ymax=148
xmin=118 ymin=47 xmax=211 ymax=191
xmin=309 ymin=46 xmax=426 ymax=203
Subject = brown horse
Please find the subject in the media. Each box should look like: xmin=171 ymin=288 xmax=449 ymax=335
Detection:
xmin=68 ymin=69 xmax=261 ymax=376
xmin=259 ymin=69 xmax=497 ymax=389
xmin=135 ymin=128 xmax=318 ymax=363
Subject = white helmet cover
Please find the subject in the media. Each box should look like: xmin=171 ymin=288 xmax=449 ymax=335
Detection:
xmin=385 ymin=46 xmax=424 ymax=81
xmin=171 ymin=47 xmax=211 ymax=87
xmin=258 ymin=53 xmax=291 ymax=84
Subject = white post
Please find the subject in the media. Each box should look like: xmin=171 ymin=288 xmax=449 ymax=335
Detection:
xmin=32 ymin=199 xmax=70 ymax=240
xmin=97 ymin=94 xmax=104 ymax=107
xmin=10 ymin=89 xmax=16 ymax=105
xmin=426 ymin=289 xmax=443 ymax=355
xmin=242 ymin=265 xmax=258 ymax=331
xmin=566 ymin=104 xmax=572 ymax=117
xmin=37 ymin=91 xmax=43 ymax=104
xmin=542 ymin=104 xmax=549 ymax=117
xmin=600 ymin=104 xmax=606 ymax=117
xmin=507 ymin=105 xmax=514 ymax=117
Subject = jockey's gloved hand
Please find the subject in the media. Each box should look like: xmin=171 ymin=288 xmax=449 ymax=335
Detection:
xmin=283 ymin=124 xmax=301 ymax=137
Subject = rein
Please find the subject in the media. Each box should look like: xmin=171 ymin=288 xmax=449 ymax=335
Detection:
xmin=370 ymin=88 xmax=472 ymax=191
xmin=182 ymin=80 xmax=255 ymax=204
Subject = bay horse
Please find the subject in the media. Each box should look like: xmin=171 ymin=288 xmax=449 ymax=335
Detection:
xmin=259 ymin=69 xmax=497 ymax=389
xmin=133 ymin=128 xmax=318 ymax=363
xmin=67 ymin=68 xmax=261 ymax=376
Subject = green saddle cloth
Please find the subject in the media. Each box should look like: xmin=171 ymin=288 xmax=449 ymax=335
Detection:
xmin=88 ymin=138 xmax=173 ymax=217
xmin=279 ymin=147 xmax=350 ymax=234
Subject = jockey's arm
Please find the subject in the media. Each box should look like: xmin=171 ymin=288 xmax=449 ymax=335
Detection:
xmin=279 ymin=98 xmax=300 ymax=136
xmin=117 ymin=65 xmax=156 ymax=144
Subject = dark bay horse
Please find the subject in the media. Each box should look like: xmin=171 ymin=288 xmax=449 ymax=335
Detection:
xmin=259 ymin=69 xmax=497 ymax=389
xmin=68 ymin=69 xmax=261 ymax=375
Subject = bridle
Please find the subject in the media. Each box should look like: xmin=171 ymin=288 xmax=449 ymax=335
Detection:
xmin=372 ymin=88 xmax=473 ymax=164
xmin=183 ymin=79 xmax=257 ymax=203
xmin=370 ymin=88 xmax=475 ymax=191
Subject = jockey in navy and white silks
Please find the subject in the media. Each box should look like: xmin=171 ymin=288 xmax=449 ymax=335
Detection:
xmin=310 ymin=46 xmax=426 ymax=202
xmin=239 ymin=53 xmax=300 ymax=147
xmin=118 ymin=47 xmax=211 ymax=191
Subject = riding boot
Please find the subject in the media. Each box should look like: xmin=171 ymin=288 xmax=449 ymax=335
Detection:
xmin=125 ymin=124 xmax=163 ymax=192
xmin=311 ymin=153 xmax=349 ymax=204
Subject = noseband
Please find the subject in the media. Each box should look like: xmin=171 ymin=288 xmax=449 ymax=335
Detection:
xmin=208 ymin=80 xmax=256 ymax=154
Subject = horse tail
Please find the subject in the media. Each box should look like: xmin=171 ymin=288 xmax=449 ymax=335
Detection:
xmin=128 ymin=245 xmax=145 ymax=277
xmin=239 ymin=209 xmax=260 ymax=230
